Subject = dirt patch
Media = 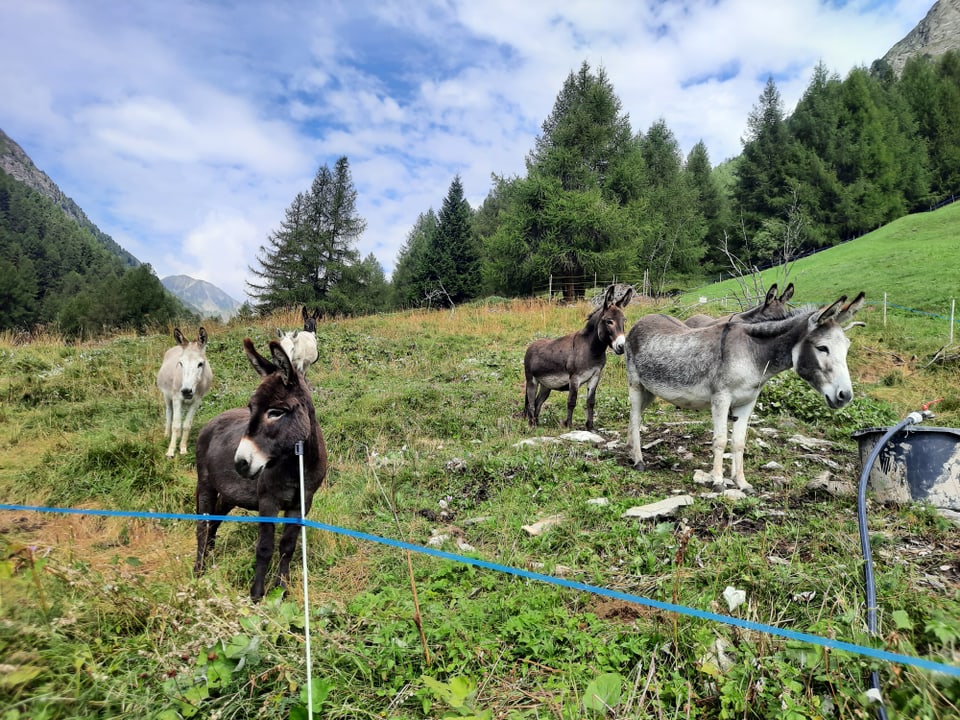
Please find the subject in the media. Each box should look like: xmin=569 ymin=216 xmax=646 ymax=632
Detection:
xmin=590 ymin=598 xmax=661 ymax=624
xmin=1 ymin=507 xmax=189 ymax=581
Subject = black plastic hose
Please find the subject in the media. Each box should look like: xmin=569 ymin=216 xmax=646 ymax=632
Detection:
xmin=857 ymin=410 xmax=926 ymax=720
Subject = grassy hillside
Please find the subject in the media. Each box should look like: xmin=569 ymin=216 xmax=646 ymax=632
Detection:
xmin=687 ymin=200 xmax=960 ymax=321
xmin=1 ymin=285 xmax=959 ymax=714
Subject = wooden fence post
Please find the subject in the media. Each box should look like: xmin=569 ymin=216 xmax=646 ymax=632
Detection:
xmin=883 ymin=292 xmax=887 ymax=327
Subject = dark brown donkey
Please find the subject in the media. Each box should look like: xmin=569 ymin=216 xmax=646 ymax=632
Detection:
xmin=684 ymin=283 xmax=794 ymax=328
xmin=194 ymin=338 xmax=327 ymax=601
xmin=523 ymin=284 xmax=635 ymax=430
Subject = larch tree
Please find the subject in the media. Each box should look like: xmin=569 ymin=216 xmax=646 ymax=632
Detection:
xmin=248 ymin=157 xmax=367 ymax=315
xmin=491 ymin=61 xmax=640 ymax=299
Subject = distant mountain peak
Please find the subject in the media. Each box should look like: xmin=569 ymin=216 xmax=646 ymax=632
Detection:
xmin=161 ymin=275 xmax=242 ymax=321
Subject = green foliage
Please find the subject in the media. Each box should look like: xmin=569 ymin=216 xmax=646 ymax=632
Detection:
xmin=0 ymin=171 xmax=185 ymax=336
xmin=756 ymin=373 xmax=899 ymax=439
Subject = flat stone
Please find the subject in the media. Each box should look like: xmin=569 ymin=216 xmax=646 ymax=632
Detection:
xmin=622 ymin=495 xmax=694 ymax=520
xmin=522 ymin=513 xmax=566 ymax=536
xmin=559 ymin=430 xmax=606 ymax=444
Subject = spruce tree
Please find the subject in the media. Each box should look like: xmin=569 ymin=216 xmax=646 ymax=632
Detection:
xmin=391 ymin=210 xmax=438 ymax=308
xmin=425 ymin=175 xmax=481 ymax=304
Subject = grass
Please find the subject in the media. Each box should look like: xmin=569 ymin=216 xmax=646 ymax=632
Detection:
xmin=2 ymin=215 xmax=960 ymax=718
xmin=684 ymin=201 xmax=960 ymax=344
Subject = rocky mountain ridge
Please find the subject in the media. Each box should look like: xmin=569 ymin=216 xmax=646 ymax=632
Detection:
xmin=881 ymin=0 xmax=960 ymax=75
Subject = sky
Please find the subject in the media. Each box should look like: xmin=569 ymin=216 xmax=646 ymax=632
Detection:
xmin=0 ymin=0 xmax=933 ymax=303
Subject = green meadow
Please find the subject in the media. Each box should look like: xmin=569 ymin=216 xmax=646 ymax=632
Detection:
xmin=2 ymin=204 xmax=959 ymax=719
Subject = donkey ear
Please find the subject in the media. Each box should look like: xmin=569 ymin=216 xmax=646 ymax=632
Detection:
xmin=780 ymin=283 xmax=795 ymax=303
xmin=811 ymin=296 xmax=846 ymax=329
xmin=243 ymin=338 xmax=277 ymax=378
xmin=302 ymin=306 xmax=308 ymax=321
xmin=174 ymin=328 xmax=185 ymax=345
xmin=617 ymin=287 xmax=635 ymax=308
xmin=835 ymin=291 xmax=866 ymax=326
xmin=603 ymin=285 xmax=617 ymax=309
xmin=198 ymin=327 xmax=207 ymax=348
xmin=268 ymin=340 xmax=297 ymax=386
xmin=763 ymin=284 xmax=778 ymax=304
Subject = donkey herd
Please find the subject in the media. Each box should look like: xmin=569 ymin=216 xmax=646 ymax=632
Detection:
xmin=157 ymin=287 xmax=864 ymax=599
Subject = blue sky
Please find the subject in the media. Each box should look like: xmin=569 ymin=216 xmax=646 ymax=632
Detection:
xmin=0 ymin=0 xmax=931 ymax=302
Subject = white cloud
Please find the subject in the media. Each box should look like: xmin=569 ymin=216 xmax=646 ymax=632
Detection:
xmin=0 ymin=0 xmax=931 ymax=303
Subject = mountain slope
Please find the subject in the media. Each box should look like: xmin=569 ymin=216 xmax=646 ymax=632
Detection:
xmin=161 ymin=275 xmax=242 ymax=320
xmin=686 ymin=200 xmax=960 ymax=314
xmin=0 ymin=128 xmax=140 ymax=268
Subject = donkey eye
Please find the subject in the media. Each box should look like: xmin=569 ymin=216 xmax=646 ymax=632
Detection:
xmin=816 ymin=345 xmax=830 ymax=355
xmin=266 ymin=409 xmax=286 ymax=420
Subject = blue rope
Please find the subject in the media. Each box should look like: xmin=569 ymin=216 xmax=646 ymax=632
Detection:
xmin=3 ymin=502 xmax=958 ymax=678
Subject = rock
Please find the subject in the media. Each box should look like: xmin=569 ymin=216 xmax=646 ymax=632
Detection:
xmin=806 ymin=470 xmax=855 ymax=497
xmin=622 ymin=495 xmax=694 ymax=520
xmin=513 ymin=437 xmax=561 ymax=448
xmin=559 ymin=430 xmax=606 ymax=444
xmin=522 ymin=514 xmax=566 ymax=536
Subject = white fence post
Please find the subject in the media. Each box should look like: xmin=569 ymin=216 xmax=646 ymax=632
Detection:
xmin=949 ymin=298 xmax=957 ymax=345
xmin=883 ymin=292 xmax=887 ymax=327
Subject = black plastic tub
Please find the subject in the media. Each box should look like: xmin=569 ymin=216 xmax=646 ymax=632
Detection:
xmin=852 ymin=426 xmax=960 ymax=509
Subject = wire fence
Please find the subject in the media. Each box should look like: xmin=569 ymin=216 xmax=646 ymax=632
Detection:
xmin=3 ymin=501 xmax=959 ymax=682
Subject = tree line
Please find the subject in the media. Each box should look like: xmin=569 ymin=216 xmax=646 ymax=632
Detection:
xmin=0 ymin=170 xmax=186 ymax=337
xmin=250 ymin=52 xmax=959 ymax=314
xmin=3 ymin=50 xmax=957 ymax=335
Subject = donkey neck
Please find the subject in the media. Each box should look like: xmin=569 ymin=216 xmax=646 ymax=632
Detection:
xmin=742 ymin=310 xmax=816 ymax=376
xmin=579 ymin=312 xmax=610 ymax=355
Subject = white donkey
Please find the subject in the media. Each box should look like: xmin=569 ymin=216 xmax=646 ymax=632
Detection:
xmin=157 ymin=327 xmax=213 ymax=457
xmin=277 ymin=306 xmax=319 ymax=375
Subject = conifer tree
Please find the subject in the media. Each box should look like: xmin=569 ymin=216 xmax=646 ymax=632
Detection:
xmin=248 ymin=157 xmax=367 ymax=314
xmin=489 ymin=61 xmax=640 ymax=299
xmin=391 ymin=210 xmax=438 ymax=308
xmin=424 ymin=175 xmax=481 ymax=304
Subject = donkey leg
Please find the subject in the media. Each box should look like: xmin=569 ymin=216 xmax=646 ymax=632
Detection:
xmin=583 ymin=372 xmax=603 ymax=431
xmin=194 ymin=517 xmax=224 ymax=575
xmin=163 ymin=398 xmax=173 ymax=438
xmin=179 ymin=400 xmax=199 ymax=456
xmin=251 ymin=518 xmax=277 ymax=602
xmin=533 ymin=386 xmax=551 ymax=424
xmin=194 ymin=489 xmax=230 ymax=575
xmin=564 ymin=383 xmax=579 ymax=428
xmin=274 ymin=513 xmax=304 ymax=592
xmin=166 ymin=397 xmax=182 ymax=457
xmin=627 ymin=385 xmax=652 ymax=468
xmin=728 ymin=401 xmax=757 ymax=491
xmin=708 ymin=396 xmax=733 ymax=486
xmin=524 ymin=377 xmax=539 ymax=425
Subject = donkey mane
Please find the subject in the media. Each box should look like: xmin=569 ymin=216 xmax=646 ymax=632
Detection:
xmin=738 ymin=305 xmax=820 ymax=338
